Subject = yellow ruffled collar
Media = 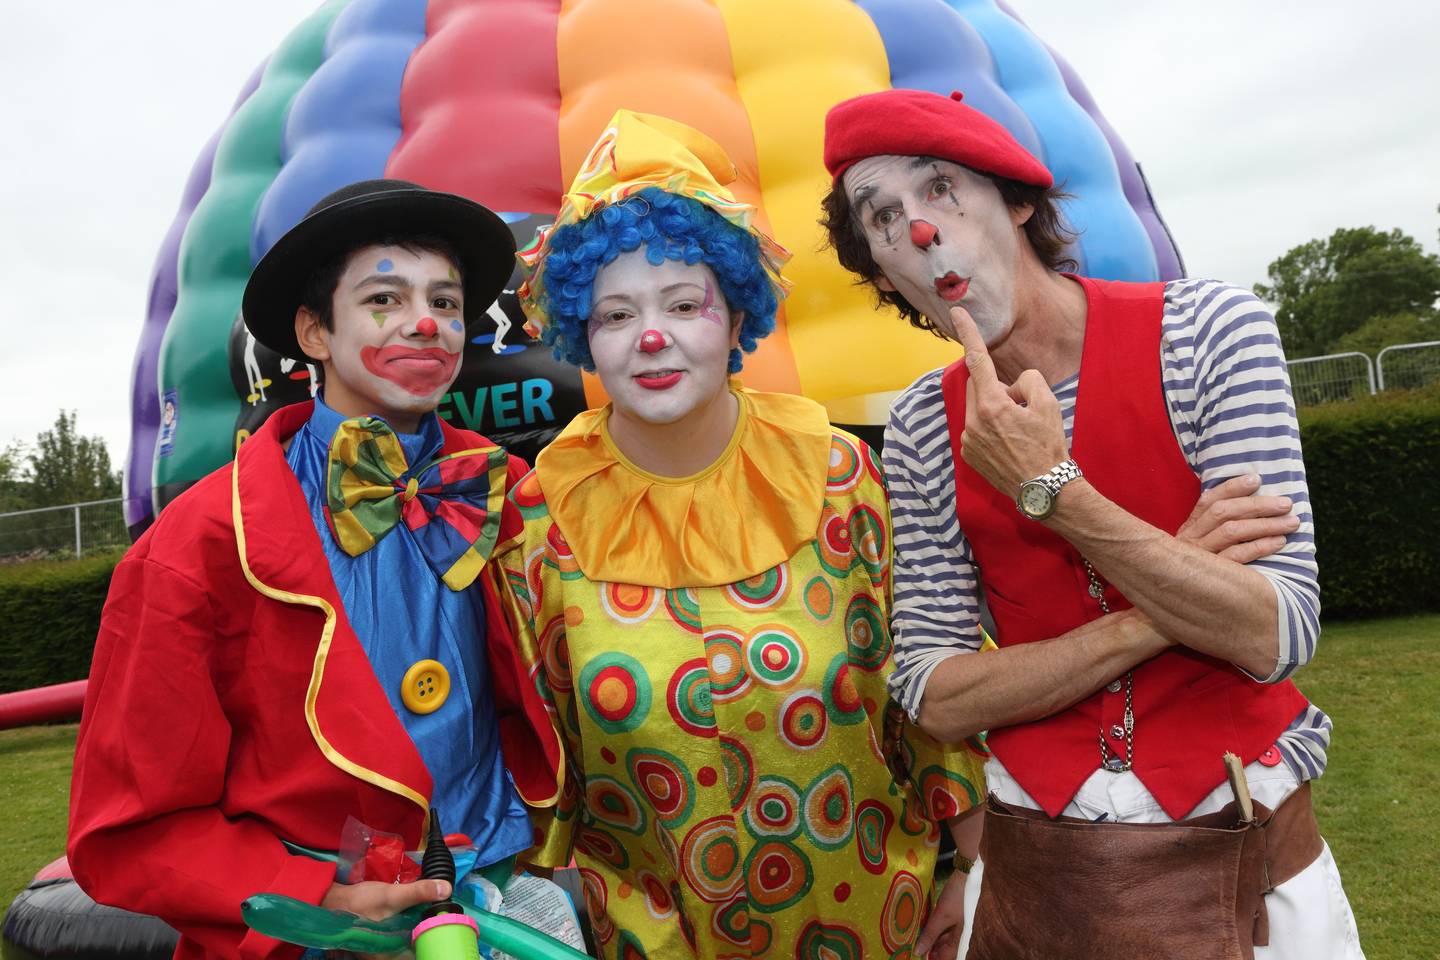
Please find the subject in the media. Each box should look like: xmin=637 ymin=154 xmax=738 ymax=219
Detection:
xmin=535 ymin=388 xmax=833 ymax=588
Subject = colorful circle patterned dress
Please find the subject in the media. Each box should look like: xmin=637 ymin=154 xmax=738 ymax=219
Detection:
xmin=497 ymin=387 xmax=987 ymax=959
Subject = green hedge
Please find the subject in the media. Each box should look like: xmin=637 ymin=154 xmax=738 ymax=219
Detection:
xmin=1301 ymin=384 xmax=1440 ymax=619
xmin=0 ymin=550 xmax=122 ymax=694
xmin=0 ymin=390 xmax=1433 ymax=693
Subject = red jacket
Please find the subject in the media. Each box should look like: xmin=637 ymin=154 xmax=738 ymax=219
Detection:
xmin=942 ymin=277 xmax=1308 ymax=820
xmin=68 ymin=402 xmax=562 ymax=960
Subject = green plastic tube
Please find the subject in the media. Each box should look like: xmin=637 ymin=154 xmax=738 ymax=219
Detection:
xmin=458 ymin=902 xmax=590 ymax=960
xmin=240 ymin=893 xmax=414 ymax=953
xmin=414 ymin=914 xmax=481 ymax=960
xmin=240 ymin=892 xmax=589 ymax=960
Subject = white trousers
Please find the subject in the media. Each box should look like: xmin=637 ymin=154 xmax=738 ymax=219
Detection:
xmin=954 ymin=758 xmax=1365 ymax=959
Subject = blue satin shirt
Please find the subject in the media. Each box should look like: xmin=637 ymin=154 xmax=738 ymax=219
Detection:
xmin=286 ymin=395 xmax=532 ymax=865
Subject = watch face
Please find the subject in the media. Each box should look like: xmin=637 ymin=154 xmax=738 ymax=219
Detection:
xmin=1020 ymin=482 xmax=1053 ymax=518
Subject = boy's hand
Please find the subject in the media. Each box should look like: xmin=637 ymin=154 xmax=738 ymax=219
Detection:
xmin=320 ymin=878 xmax=450 ymax=921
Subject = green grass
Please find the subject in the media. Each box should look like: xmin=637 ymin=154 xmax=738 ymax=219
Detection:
xmin=2 ymin=616 xmax=1437 ymax=957
xmin=0 ymin=723 xmax=76 ymax=911
xmin=1296 ymin=613 xmax=1440 ymax=958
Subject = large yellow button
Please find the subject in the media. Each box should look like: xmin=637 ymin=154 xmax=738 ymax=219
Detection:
xmin=401 ymin=659 xmax=450 ymax=715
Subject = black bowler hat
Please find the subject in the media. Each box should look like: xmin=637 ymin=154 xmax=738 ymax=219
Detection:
xmin=241 ymin=179 xmax=516 ymax=361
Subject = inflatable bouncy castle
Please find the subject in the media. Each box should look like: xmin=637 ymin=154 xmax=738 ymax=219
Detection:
xmin=122 ymin=0 xmax=1183 ymax=539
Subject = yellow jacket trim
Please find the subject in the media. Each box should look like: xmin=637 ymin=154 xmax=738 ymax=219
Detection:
xmin=230 ymin=458 xmax=430 ymax=816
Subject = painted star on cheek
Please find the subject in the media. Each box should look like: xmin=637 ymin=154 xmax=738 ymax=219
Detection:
xmin=699 ymin=280 xmax=725 ymax=326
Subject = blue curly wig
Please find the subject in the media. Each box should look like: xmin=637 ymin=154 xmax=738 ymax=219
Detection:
xmin=535 ymin=187 xmax=778 ymax=373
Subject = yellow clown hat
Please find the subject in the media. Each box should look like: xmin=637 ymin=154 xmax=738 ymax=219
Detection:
xmin=517 ymin=109 xmax=792 ymax=337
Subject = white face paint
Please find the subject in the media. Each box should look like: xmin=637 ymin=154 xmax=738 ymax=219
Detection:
xmin=299 ymin=244 xmax=466 ymax=430
xmin=843 ymin=155 xmax=1026 ymax=345
xmin=586 ymin=252 xmax=740 ymax=427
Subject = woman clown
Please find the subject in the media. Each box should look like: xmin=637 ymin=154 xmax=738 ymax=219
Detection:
xmin=498 ymin=110 xmax=987 ymax=959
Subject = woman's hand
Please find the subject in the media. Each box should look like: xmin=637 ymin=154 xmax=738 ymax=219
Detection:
xmin=915 ymin=870 xmax=967 ymax=958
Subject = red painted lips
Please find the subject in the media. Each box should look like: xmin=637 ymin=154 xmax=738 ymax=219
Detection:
xmin=634 ymin=371 xmax=683 ymax=390
xmin=936 ymin=273 xmax=969 ymax=302
xmin=360 ymin=345 xmax=460 ymax=396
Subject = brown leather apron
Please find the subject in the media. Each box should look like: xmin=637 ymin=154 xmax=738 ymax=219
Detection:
xmin=967 ymin=783 xmax=1323 ymax=960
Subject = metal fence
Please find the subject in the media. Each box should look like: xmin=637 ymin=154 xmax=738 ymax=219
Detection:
xmin=1377 ymin=340 xmax=1440 ymax=392
xmin=0 ymin=498 xmax=127 ymax=560
xmin=1286 ymin=340 xmax=1440 ymax=406
xmin=1285 ymin=352 xmax=1376 ymax=407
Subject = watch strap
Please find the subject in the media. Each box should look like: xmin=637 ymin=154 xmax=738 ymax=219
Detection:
xmin=1035 ymin=458 xmax=1082 ymax=496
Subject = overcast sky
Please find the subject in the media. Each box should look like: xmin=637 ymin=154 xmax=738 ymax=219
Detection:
xmin=4 ymin=0 xmax=1437 ymax=475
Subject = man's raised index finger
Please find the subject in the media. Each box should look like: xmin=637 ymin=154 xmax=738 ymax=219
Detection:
xmin=950 ymin=305 xmax=999 ymax=385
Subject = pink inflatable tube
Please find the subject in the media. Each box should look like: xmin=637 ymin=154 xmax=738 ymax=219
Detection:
xmin=0 ymin=680 xmax=87 ymax=730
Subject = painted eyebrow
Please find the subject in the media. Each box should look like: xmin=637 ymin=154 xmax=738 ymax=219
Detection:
xmin=428 ymin=279 xmax=462 ymax=293
xmin=660 ymin=282 xmax=704 ymax=294
xmin=354 ymin=275 xmax=413 ymax=290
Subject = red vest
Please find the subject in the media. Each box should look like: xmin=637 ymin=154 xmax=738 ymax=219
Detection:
xmin=940 ymin=276 xmax=1309 ymax=820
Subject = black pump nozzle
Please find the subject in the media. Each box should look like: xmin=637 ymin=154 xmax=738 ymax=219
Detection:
xmin=421 ymin=810 xmax=456 ymax=886
xmin=421 ymin=809 xmax=461 ymax=917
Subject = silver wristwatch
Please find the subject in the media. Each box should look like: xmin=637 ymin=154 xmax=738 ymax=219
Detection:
xmin=1016 ymin=458 xmax=1082 ymax=520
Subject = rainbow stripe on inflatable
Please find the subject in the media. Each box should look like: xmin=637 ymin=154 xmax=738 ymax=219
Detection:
xmin=129 ymin=0 xmax=1183 ymax=535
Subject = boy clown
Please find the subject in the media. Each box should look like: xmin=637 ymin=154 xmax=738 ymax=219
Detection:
xmin=69 ymin=180 xmax=560 ymax=959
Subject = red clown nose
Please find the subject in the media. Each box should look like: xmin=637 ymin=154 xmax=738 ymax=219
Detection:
xmin=639 ymin=329 xmax=667 ymax=353
xmin=415 ymin=316 xmax=438 ymax=338
xmin=910 ymin=220 xmax=939 ymax=248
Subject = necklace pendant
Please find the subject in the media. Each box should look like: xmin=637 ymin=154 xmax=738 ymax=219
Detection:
xmin=1088 ymin=581 xmax=1104 ymax=599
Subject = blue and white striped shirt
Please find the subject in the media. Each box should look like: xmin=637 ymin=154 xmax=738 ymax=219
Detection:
xmin=883 ymin=279 xmax=1331 ymax=782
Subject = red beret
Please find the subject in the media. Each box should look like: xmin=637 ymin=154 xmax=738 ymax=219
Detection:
xmin=824 ymin=89 xmax=1053 ymax=189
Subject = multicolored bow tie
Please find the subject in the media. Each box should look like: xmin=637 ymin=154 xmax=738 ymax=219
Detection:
xmin=325 ymin=416 xmax=509 ymax=591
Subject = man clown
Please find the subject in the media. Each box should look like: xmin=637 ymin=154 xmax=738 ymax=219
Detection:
xmin=68 ymin=180 xmax=562 ymax=960
xmin=821 ymin=91 xmax=1364 ymax=958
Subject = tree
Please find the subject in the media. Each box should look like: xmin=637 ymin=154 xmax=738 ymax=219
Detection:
xmin=1331 ymin=310 xmax=1438 ymax=358
xmin=0 ymin=441 xmax=30 ymax=511
xmin=1254 ymin=226 xmax=1440 ymax=359
xmin=25 ymin=412 xmax=121 ymax=508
